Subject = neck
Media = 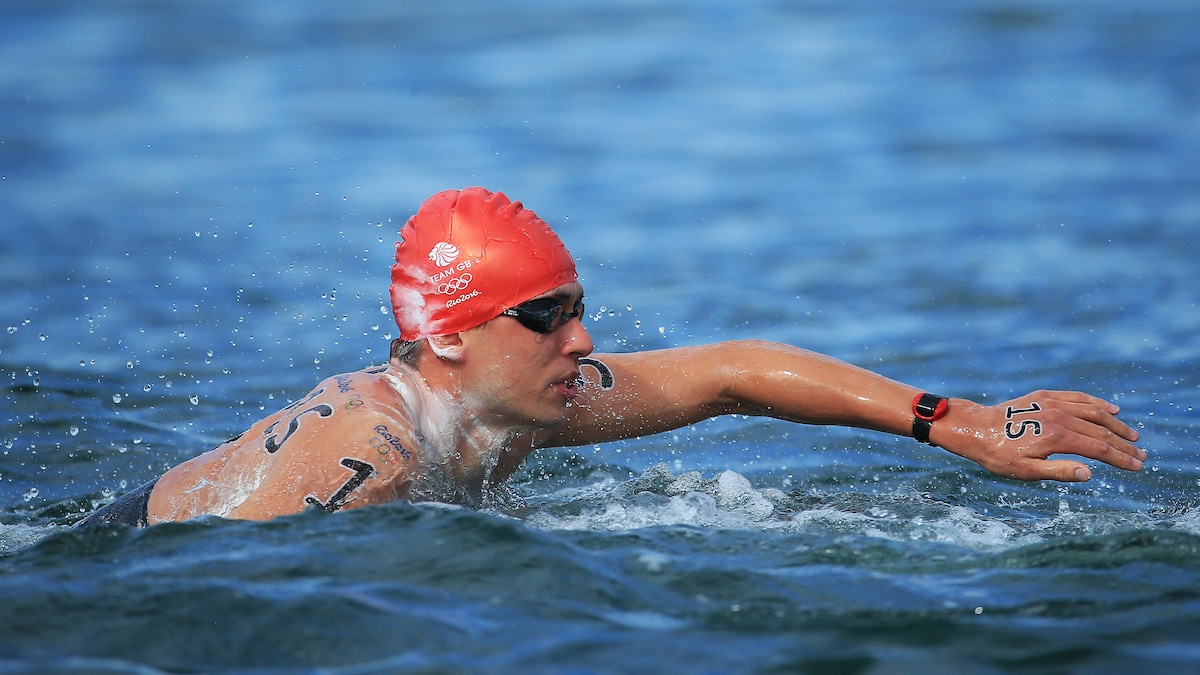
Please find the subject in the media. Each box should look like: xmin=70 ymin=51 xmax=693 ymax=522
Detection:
xmin=383 ymin=360 xmax=515 ymax=498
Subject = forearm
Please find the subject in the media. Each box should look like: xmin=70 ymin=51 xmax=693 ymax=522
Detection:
xmin=717 ymin=339 xmax=924 ymax=438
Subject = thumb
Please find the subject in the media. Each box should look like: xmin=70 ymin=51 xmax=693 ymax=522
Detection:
xmin=1038 ymin=460 xmax=1091 ymax=483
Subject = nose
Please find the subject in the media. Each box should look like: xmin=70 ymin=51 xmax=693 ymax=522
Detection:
xmin=561 ymin=315 xmax=595 ymax=357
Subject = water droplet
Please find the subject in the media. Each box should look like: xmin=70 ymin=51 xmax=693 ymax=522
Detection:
xmin=23 ymin=488 xmax=38 ymax=502
xmin=189 ymin=394 xmax=199 ymax=405
xmin=69 ymin=426 xmax=79 ymax=437
xmin=112 ymin=393 xmax=122 ymax=404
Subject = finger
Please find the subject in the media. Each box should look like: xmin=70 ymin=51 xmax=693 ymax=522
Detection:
xmin=1048 ymin=408 xmax=1146 ymax=467
xmin=1036 ymin=390 xmax=1122 ymax=416
xmin=1056 ymin=403 xmax=1147 ymax=461
xmin=1006 ymin=458 xmax=1092 ymax=482
xmin=1050 ymin=400 xmax=1142 ymax=444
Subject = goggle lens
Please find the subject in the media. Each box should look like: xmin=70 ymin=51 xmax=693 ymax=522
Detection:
xmin=501 ymin=297 xmax=585 ymax=333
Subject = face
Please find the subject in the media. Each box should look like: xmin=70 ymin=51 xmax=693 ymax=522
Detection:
xmin=456 ymin=283 xmax=595 ymax=430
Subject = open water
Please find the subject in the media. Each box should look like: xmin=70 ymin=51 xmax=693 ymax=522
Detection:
xmin=2 ymin=1 xmax=1199 ymax=673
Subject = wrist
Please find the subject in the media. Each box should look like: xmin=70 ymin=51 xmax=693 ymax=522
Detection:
xmin=911 ymin=393 xmax=949 ymax=444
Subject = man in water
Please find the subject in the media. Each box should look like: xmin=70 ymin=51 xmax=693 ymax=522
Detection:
xmin=79 ymin=187 xmax=1145 ymax=527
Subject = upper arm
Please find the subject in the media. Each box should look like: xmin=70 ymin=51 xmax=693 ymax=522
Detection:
xmin=217 ymin=373 xmax=420 ymax=520
xmin=537 ymin=345 xmax=743 ymax=448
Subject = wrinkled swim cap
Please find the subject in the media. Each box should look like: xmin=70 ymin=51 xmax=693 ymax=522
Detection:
xmin=390 ymin=187 xmax=578 ymax=341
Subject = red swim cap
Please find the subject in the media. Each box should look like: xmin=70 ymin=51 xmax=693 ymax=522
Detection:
xmin=390 ymin=187 xmax=578 ymax=341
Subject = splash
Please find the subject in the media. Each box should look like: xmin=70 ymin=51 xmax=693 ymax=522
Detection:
xmin=519 ymin=463 xmax=1110 ymax=552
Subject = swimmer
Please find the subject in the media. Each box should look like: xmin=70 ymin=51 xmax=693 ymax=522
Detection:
xmin=78 ymin=187 xmax=1146 ymax=527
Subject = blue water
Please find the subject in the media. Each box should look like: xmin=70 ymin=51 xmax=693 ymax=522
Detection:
xmin=3 ymin=1 xmax=1199 ymax=672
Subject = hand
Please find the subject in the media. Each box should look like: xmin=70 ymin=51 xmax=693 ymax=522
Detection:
xmin=936 ymin=390 xmax=1145 ymax=482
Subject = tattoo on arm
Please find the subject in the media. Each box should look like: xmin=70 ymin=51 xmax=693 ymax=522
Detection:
xmin=579 ymin=357 xmax=615 ymax=390
xmin=305 ymin=458 xmax=377 ymax=513
xmin=264 ymin=404 xmax=334 ymax=454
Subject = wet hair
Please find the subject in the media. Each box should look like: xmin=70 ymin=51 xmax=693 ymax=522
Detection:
xmin=389 ymin=338 xmax=422 ymax=365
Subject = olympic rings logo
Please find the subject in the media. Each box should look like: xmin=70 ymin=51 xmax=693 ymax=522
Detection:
xmin=438 ymin=274 xmax=473 ymax=295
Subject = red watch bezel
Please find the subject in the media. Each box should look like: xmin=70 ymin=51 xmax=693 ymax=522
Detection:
xmin=912 ymin=393 xmax=949 ymax=421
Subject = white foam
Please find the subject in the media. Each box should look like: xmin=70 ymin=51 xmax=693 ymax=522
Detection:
xmin=523 ymin=463 xmax=1062 ymax=552
xmin=0 ymin=523 xmax=56 ymax=553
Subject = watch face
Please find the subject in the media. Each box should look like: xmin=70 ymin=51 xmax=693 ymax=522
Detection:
xmin=914 ymin=393 xmax=949 ymax=421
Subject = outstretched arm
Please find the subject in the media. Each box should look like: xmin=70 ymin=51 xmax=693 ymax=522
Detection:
xmin=533 ymin=340 xmax=1144 ymax=483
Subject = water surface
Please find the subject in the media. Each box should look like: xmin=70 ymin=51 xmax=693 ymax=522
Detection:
xmin=2 ymin=1 xmax=1199 ymax=673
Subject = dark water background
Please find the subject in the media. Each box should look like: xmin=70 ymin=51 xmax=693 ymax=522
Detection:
xmin=2 ymin=1 xmax=1199 ymax=673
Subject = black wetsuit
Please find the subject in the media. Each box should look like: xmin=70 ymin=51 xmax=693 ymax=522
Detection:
xmin=76 ymin=479 xmax=158 ymax=528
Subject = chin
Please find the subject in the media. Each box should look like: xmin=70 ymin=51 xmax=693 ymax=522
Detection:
xmin=531 ymin=406 xmax=571 ymax=429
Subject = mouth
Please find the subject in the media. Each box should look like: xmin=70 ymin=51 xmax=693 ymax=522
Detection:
xmin=551 ymin=373 xmax=581 ymax=400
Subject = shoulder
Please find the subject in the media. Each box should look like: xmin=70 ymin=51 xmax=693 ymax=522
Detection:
xmin=311 ymin=366 xmax=421 ymax=462
xmin=306 ymin=365 xmax=409 ymax=419
xmin=233 ymin=366 xmax=419 ymax=467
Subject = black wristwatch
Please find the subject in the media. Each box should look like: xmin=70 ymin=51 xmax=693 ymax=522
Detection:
xmin=912 ymin=393 xmax=949 ymax=444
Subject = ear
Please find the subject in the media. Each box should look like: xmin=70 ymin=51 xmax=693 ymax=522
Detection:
xmin=426 ymin=333 xmax=465 ymax=361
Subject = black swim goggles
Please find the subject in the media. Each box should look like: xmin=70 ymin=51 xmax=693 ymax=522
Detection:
xmin=501 ymin=297 xmax=586 ymax=333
